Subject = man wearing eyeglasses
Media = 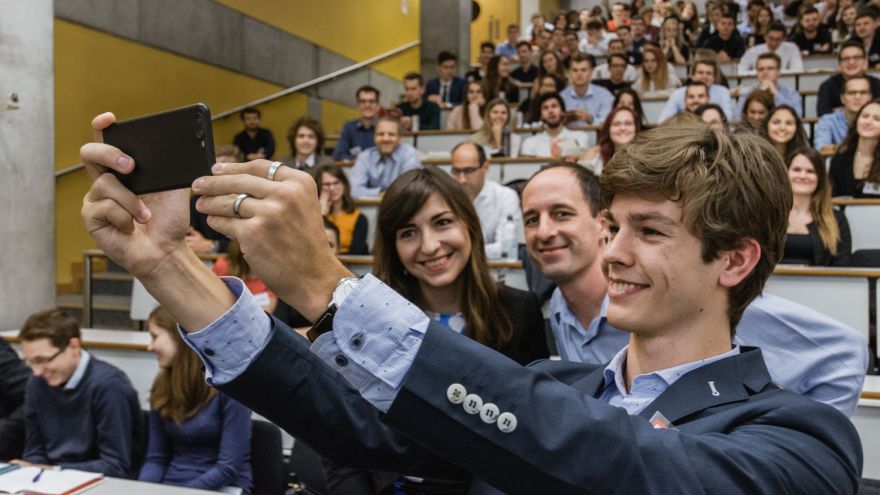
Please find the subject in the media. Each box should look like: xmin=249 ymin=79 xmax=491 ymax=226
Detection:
xmin=815 ymin=76 xmax=874 ymax=152
xmin=817 ymin=41 xmax=880 ymax=116
xmin=333 ymin=85 xmax=382 ymax=160
xmin=450 ymin=142 xmax=522 ymax=260
xmin=11 ymin=309 xmax=141 ymax=478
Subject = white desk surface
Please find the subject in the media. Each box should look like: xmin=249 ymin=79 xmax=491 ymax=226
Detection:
xmin=83 ymin=478 xmax=224 ymax=494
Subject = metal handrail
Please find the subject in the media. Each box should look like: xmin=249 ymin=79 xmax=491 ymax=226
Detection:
xmin=56 ymin=40 xmax=421 ymax=179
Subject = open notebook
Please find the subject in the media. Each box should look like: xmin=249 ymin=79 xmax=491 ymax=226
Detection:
xmin=0 ymin=466 xmax=104 ymax=495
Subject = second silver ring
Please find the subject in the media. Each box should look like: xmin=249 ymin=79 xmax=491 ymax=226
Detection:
xmin=233 ymin=193 xmax=251 ymax=218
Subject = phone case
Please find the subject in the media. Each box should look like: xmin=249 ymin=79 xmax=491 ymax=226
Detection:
xmin=104 ymin=103 xmax=216 ymax=195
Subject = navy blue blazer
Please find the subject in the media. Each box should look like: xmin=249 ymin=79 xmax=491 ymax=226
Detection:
xmin=220 ymin=319 xmax=862 ymax=495
xmin=425 ymin=76 xmax=466 ymax=106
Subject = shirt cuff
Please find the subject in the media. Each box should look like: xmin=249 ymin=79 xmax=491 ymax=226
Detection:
xmin=310 ymin=274 xmax=430 ymax=412
xmin=181 ymin=277 xmax=272 ymax=386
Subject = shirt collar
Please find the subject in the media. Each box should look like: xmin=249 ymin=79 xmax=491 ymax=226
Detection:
xmin=65 ymin=350 xmax=91 ymax=390
xmin=551 ymin=289 xmax=610 ymax=345
xmin=602 ymin=344 xmax=741 ymax=397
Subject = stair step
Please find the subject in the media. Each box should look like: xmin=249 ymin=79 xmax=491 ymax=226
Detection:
xmin=93 ymin=272 xmax=133 ymax=282
xmin=57 ymin=294 xmax=131 ymax=312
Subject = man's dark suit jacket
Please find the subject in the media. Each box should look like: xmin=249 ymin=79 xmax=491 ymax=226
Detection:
xmin=220 ymin=319 xmax=862 ymax=494
xmin=0 ymin=338 xmax=30 ymax=461
xmin=425 ymin=76 xmax=466 ymax=106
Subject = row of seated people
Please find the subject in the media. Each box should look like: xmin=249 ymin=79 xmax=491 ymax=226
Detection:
xmin=186 ymin=156 xmax=869 ymax=493
xmin=0 ymin=309 xmax=253 ymax=493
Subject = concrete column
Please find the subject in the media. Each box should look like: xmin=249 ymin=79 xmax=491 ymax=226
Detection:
xmin=420 ymin=0 xmax=471 ymax=80
xmin=0 ymin=0 xmax=55 ymax=329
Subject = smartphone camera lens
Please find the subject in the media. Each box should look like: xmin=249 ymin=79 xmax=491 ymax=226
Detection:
xmin=194 ymin=114 xmax=205 ymax=139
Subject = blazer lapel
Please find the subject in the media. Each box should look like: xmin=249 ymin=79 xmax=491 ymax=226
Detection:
xmin=571 ymin=365 xmax=609 ymax=398
xmin=638 ymin=347 xmax=773 ymax=425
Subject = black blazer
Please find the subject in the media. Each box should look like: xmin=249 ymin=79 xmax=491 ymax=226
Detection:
xmin=0 ymin=338 xmax=33 ymax=460
xmin=829 ymin=148 xmax=880 ymax=198
xmin=784 ymin=209 xmax=852 ymax=266
xmin=493 ymin=284 xmax=549 ymax=365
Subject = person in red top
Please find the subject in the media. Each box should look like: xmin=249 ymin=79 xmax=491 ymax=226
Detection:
xmin=211 ymin=240 xmax=276 ymax=311
xmin=607 ymin=2 xmax=632 ymax=32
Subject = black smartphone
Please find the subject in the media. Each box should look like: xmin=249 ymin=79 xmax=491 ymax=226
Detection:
xmin=104 ymin=103 xmax=215 ymax=195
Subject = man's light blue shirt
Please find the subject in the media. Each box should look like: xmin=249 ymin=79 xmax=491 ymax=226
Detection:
xmin=560 ymin=84 xmax=614 ymax=126
xmin=734 ymin=85 xmax=802 ymax=119
xmin=182 ymin=278 xmax=867 ymax=417
xmin=350 ymin=143 xmax=421 ymax=198
xmin=658 ymin=84 xmax=733 ymax=122
xmin=814 ymin=109 xmax=850 ymax=149
xmin=495 ymin=42 xmax=518 ymax=58
xmin=65 ymin=350 xmax=91 ymax=390
xmin=599 ymin=345 xmax=741 ymax=415
xmin=548 ymin=288 xmax=628 ymax=364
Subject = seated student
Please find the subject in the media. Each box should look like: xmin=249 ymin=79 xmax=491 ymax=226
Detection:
xmin=762 ymin=105 xmax=810 ymax=159
xmin=80 ymin=120 xmax=866 ymax=494
xmin=591 ymin=54 xmax=632 ymax=93
xmin=446 ymin=81 xmax=486 ymax=131
xmin=322 ymin=166 xmax=548 ymax=494
xmin=737 ymin=21 xmax=804 ymax=74
xmin=140 ymin=306 xmax=252 ymax=493
xmin=699 ymin=12 xmax=746 ymax=62
xmin=278 ymin=116 xmax=333 ymax=175
xmin=14 ymin=309 xmax=141 ymax=478
xmin=740 ymin=88 xmax=775 ymax=129
xmin=612 ymin=24 xmax=642 ymax=65
xmin=187 ymin=145 xmax=239 ymax=255
xmin=534 ymin=49 xmax=567 ymax=90
xmin=659 ymin=16 xmax=690 ymax=64
xmin=425 ymin=51 xmax=466 ymax=109
xmin=592 ymin=39 xmax=639 ymax=81
xmin=349 ymin=116 xmax=421 ymax=198
xmin=495 ymin=23 xmax=521 ymax=58
xmin=578 ymin=106 xmax=641 ymax=174
xmin=612 ymin=88 xmax=648 ymax=127
xmin=683 ymin=81 xmax=711 ymax=116
xmin=830 ymin=99 xmax=880 ymax=197
xmin=633 ymin=44 xmax=682 ymax=96
xmin=696 ymin=103 xmax=728 ymax=130
xmin=212 ymin=240 xmax=277 ymax=312
xmin=578 ymin=19 xmax=609 ymax=56
xmin=817 ymin=41 xmax=880 ymax=116
xmin=466 ymin=42 xmax=495 ymax=82
xmin=316 ymin=164 xmax=369 ymax=255
xmin=561 ymin=53 xmax=614 ymax=127
xmin=658 ymin=60 xmax=733 ymax=121
xmin=733 ymin=52 xmax=802 ymax=120
xmin=519 ymin=73 xmax=566 ymax=125
xmin=232 ymin=107 xmax=274 ymax=161
xmin=450 ymin=142 xmax=523 ymax=259
xmin=471 ymin=98 xmax=521 ymax=158
xmin=510 ymin=41 xmax=538 ymax=86
xmin=333 ymin=85 xmax=380 ymax=160
xmin=397 ymin=72 xmax=441 ymax=131
xmin=0 ymin=338 xmax=29 ymax=461
xmin=520 ymin=93 xmax=592 ymax=156
xmin=783 ymin=148 xmax=852 ymax=266
xmin=789 ymin=6 xmax=833 ymax=54
xmin=836 ymin=5 xmax=858 ymax=43
xmin=738 ymin=0 xmax=764 ymax=40
xmin=851 ymin=8 xmax=880 ymax=67
xmin=482 ymin=55 xmax=519 ymax=103
xmin=815 ymin=75 xmax=873 ymax=152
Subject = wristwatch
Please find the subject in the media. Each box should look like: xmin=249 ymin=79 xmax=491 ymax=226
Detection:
xmin=306 ymin=276 xmax=361 ymax=342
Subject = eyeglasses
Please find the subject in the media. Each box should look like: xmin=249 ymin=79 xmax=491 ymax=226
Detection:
xmin=357 ymin=99 xmax=378 ymax=105
xmin=450 ymin=166 xmax=483 ymax=177
xmin=846 ymin=90 xmax=871 ymax=96
xmin=24 ymin=346 xmax=66 ymax=368
xmin=840 ymin=55 xmax=865 ymax=62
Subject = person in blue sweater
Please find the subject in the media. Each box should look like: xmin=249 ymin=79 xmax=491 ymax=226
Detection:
xmin=13 ymin=309 xmax=142 ymax=478
xmin=139 ymin=306 xmax=252 ymax=493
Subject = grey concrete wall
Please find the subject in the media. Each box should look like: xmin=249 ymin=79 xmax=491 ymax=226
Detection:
xmin=420 ymin=0 xmax=471 ymax=80
xmin=0 ymin=0 xmax=55 ymax=329
xmin=54 ymin=0 xmax=408 ymax=117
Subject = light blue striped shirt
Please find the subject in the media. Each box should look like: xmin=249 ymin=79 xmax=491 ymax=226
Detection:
xmin=350 ymin=143 xmax=421 ymax=198
xmin=549 ymin=288 xmax=628 ymax=364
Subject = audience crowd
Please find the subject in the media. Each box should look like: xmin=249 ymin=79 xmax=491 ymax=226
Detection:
xmin=3 ymin=2 xmax=880 ymax=494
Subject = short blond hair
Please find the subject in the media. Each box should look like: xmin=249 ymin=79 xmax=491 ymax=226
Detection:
xmin=601 ymin=125 xmax=791 ymax=332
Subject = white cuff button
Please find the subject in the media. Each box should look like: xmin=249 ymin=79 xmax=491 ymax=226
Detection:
xmin=497 ymin=412 xmax=517 ymax=433
xmin=479 ymin=403 xmax=500 ymax=424
xmin=463 ymin=393 xmax=483 ymax=414
xmin=447 ymin=383 xmax=467 ymax=404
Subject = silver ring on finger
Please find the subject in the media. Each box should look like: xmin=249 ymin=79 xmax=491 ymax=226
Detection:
xmin=267 ymin=161 xmax=284 ymax=181
xmin=233 ymin=193 xmax=251 ymax=218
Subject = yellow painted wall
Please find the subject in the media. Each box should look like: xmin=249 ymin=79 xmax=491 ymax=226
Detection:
xmin=55 ymin=20 xmax=308 ymax=286
xmin=320 ymin=99 xmax=360 ymax=139
xmin=214 ymin=0 xmax=421 ymax=80
xmin=470 ymin=0 xmax=521 ymax=64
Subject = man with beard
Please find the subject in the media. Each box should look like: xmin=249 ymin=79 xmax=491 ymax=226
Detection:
xmin=519 ymin=92 xmax=591 ymax=157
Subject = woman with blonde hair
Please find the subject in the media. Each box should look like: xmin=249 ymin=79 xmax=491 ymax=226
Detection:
xmin=782 ymin=148 xmax=851 ymax=265
xmin=471 ymin=98 xmax=521 ymax=157
xmin=633 ymin=44 xmax=682 ymax=95
xmin=659 ymin=16 xmax=689 ymax=64
xmin=139 ymin=306 xmax=253 ymax=493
